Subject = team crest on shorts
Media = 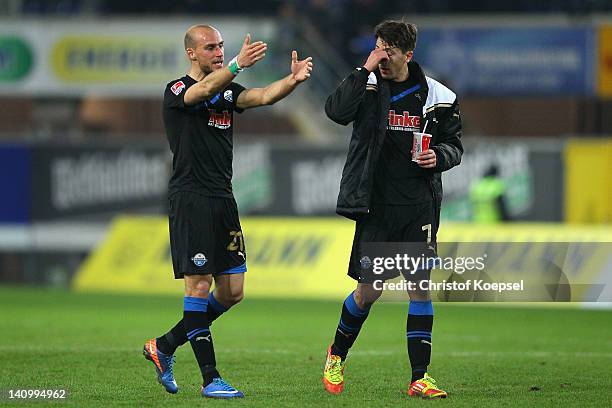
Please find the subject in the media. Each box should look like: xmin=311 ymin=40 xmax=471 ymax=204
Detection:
xmin=191 ymin=253 xmax=207 ymax=267
xmin=224 ymin=89 xmax=233 ymax=102
xmin=360 ymin=256 xmax=372 ymax=269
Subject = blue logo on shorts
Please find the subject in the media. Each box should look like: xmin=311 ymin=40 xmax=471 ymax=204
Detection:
xmin=360 ymin=256 xmax=372 ymax=269
xmin=191 ymin=253 xmax=207 ymax=267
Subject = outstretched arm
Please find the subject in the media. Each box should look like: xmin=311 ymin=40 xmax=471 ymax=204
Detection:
xmin=236 ymin=50 xmax=313 ymax=109
xmin=184 ymin=34 xmax=267 ymax=106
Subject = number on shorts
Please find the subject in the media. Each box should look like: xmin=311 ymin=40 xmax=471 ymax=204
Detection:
xmin=227 ymin=230 xmax=244 ymax=251
xmin=422 ymin=224 xmax=432 ymax=244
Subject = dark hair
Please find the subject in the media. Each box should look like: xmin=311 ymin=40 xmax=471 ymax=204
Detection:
xmin=374 ymin=20 xmax=417 ymax=53
xmin=484 ymin=165 xmax=500 ymax=177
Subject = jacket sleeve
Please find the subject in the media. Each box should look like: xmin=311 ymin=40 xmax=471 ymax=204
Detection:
xmin=432 ymin=100 xmax=463 ymax=172
xmin=325 ymin=68 xmax=370 ymax=126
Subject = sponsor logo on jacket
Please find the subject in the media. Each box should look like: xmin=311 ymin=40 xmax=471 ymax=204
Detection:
xmin=387 ymin=110 xmax=420 ymax=132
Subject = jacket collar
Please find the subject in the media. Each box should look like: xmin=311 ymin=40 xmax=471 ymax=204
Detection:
xmin=375 ymin=60 xmax=429 ymax=99
xmin=408 ymin=60 xmax=429 ymax=96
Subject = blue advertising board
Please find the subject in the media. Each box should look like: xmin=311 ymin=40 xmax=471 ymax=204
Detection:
xmin=0 ymin=144 xmax=31 ymax=223
xmin=416 ymin=27 xmax=595 ymax=96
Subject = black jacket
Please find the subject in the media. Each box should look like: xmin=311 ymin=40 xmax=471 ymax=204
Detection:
xmin=325 ymin=60 xmax=463 ymax=220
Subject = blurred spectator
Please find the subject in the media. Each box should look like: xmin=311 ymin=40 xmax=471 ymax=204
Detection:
xmin=469 ymin=164 xmax=510 ymax=223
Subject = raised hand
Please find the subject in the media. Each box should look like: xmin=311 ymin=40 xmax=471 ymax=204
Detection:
xmin=290 ymin=50 xmax=313 ymax=83
xmin=363 ymin=48 xmax=388 ymax=72
xmin=236 ymin=33 xmax=267 ymax=68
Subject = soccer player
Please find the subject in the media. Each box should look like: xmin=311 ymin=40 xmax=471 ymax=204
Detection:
xmin=322 ymin=20 xmax=462 ymax=399
xmin=143 ymin=24 xmax=313 ymax=399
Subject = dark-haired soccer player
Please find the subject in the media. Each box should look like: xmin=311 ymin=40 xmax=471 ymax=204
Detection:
xmin=322 ymin=20 xmax=462 ymax=399
xmin=142 ymin=24 xmax=312 ymax=399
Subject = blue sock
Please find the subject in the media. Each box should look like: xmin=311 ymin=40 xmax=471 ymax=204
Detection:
xmin=331 ymin=291 xmax=371 ymax=359
xmin=184 ymin=296 xmax=218 ymax=386
xmin=406 ymin=300 xmax=434 ymax=382
xmin=157 ymin=291 xmax=230 ymax=354
xmin=207 ymin=291 xmax=229 ymax=324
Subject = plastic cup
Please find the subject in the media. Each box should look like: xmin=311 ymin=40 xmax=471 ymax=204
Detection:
xmin=412 ymin=132 xmax=432 ymax=162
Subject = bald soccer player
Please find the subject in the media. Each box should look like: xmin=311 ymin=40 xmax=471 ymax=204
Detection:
xmin=142 ymin=25 xmax=313 ymax=399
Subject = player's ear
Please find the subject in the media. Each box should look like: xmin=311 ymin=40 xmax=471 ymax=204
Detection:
xmin=405 ymin=51 xmax=413 ymax=63
xmin=186 ymin=48 xmax=197 ymax=61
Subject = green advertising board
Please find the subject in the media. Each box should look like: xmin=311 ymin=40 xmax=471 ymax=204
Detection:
xmin=0 ymin=36 xmax=33 ymax=81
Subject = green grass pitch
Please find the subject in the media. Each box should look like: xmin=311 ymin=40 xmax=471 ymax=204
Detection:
xmin=1 ymin=287 xmax=611 ymax=407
